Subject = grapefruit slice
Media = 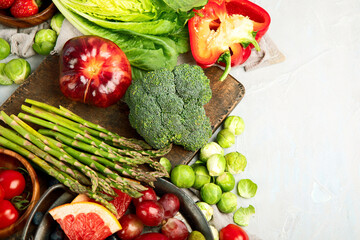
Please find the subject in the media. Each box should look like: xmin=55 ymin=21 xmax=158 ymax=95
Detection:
xmin=72 ymin=188 xmax=132 ymax=219
xmin=49 ymin=202 xmax=121 ymax=240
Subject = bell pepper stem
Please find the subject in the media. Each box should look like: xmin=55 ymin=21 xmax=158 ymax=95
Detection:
xmin=217 ymin=51 xmax=232 ymax=82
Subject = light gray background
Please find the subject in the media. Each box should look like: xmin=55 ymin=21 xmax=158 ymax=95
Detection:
xmin=1 ymin=0 xmax=359 ymax=239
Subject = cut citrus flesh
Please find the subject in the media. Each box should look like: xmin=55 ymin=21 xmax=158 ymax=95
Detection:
xmin=110 ymin=188 xmax=132 ymax=219
xmin=49 ymin=202 xmax=121 ymax=240
xmin=72 ymin=188 xmax=132 ymax=219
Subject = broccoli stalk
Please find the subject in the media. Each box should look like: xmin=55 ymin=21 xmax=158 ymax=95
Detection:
xmin=125 ymin=64 xmax=212 ymax=151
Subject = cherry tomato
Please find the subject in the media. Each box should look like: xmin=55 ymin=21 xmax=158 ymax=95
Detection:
xmin=219 ymin=224 xmax=249 ymax=240
xmin=0 ymin=170 xmax=26 ymax=200
xmin=0 ymin=185 xmax=4 ymax=201
xmin=0 ymin=200 xmax=19 ymax=229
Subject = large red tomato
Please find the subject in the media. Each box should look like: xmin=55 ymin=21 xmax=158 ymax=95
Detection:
xmin=59 ymin=36 xmax=132 ymax=108
xmin=0 ymin=169 xmax=26 ymax=200
xmin=219 ymin=224 xmax=249 ymax=240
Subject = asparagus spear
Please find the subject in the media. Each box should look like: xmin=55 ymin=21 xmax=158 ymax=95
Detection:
xmin=58 ymin=105 xmax=152 ymax=150
xmin=19 ymin=111 xmax=143 ymax=159
xmin=13 ymin=115 xmax=118 ymax=196
xmin=14 ymin=113 xmax=159 ymax=195
xmin=0 ymin=136 xmax=117 ymax=214
xmin=110 ymin=142 xmax=173 ymax=158
xmin=38 ymin=129 xmax=151 ymax=165
xmin=63 ymin=145 xmax=157 ymax=183
xmin=59 ymin=144 xmax=147 ymax=194
xmin=24 ymin=99 xmax=151 ymax=150
xmin=0 ymin=111 xmax=106 ymax=194
xmin=0 ymin=125 xmax=90 ymax=185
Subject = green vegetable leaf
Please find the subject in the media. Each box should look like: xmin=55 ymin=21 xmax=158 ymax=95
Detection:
xmin=58 ymin=0 xmax=195 ymax=36
xmin=162 ymin=0 xmax=208 ymax=12
xmin=233 ymin=205 xmax=255 ymax=226
xmin=58 ymin=0 xmax=159 ymax=22
xmin=237 ymin=179 xmax=258 ymax=198
xmin=0 ymin=63 xmax=13 ymax=85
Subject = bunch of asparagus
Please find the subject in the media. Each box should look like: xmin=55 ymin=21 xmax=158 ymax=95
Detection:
xmin=0 ymin=99 xmax=171 ymax=214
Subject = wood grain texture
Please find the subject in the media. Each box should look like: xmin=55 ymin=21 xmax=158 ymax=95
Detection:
xmin=0 ymin=54 xmax=245 ymax=166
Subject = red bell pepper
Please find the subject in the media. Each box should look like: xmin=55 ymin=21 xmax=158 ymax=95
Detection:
xmin=188 ymin=0 xmax=271 ymax=81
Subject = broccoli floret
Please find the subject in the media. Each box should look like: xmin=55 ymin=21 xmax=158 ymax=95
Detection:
xmin=173 ymin=64 xmax=212 ymax=105
xmin=141 ymin=68 xmax=176 ymax=96
xmin=157 ymin=92 xmax=184 ymax=114
xmin=125 ymin=64 xmax=213 ymax=151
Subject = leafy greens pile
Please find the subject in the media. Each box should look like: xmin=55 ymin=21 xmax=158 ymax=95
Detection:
xmin=52 ymin=0 xmax=207 ymax=79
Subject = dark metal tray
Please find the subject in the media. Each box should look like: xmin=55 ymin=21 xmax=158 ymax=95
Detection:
xmin=22 ymin=178 xmax=214 ymax=240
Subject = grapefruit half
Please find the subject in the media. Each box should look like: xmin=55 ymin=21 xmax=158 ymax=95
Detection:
xmin=72 ymin=188 xmax=132 ymax=219
xmin=49 ymin=202 xmax=121 ymax=240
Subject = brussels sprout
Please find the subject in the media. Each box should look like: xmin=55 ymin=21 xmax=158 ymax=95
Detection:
xmin=199 ymin=142 xmax=224 ymax=162
xmin=4 ymin=58 xmax=31 ymax=84
xmin=170 ymin=164 xmax=195 ymax=188
xmin=200 ymin=183 xmax=222 ymax=205
xmin=216 ymin=192 xmax=238 ymax=213
xmin=0 ymin=63 xmax=13 ymax=85
xmin=210 ymin=225 xmax=219 ymax=240
xmin=188 ymin=231 xmax=205 ymax=240
xmin=196 ymin=202 xmax=213 ymax=221
xmin=215 ymin=172 xmax=235 ymax=192
xmin=237 ymin=179 xmax=258 ymax=198
xmin=0 ymin=38 xmax=10 ymax=60
xmin=206 ymin=154 xmax=226 ymax=177
xmin=51 ymin=13 xmax=65 ymax=35
xmin=224 ymin=116 xmax=245 ymax=135
xmin=159 ymin=157 xmax=172 ymax=175
xmin=32 ymin=29 xmax=58 ymax=55
xmin=224 ymin=152 xmax=247 ymax=174
xmin=216 ymin=129 xmax=235 ymax=148
xmin=233 ymin=205 xmax=255 ymax=226
xmin=191 ymin=160 xmax=205 ymax=169
xmin=192 ymin=165 xmax=211 ymax=189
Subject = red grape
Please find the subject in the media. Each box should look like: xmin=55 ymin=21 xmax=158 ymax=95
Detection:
xmin=158 ymin=193 xmax=180 ymax=219
xmin=117 ymin=214 xmax=144 ymax=240
xmin=135 ymin=233 xmax=169 ymax=240
xmin=133 ymin=187 xmax=157 ymax=207
xmin=161 ymin=218 xmax=189 ymax=240
xmin=135 ymin=200 xmax=164 ymax=226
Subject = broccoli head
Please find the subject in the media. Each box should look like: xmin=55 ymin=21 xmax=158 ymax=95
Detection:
xmin=125 ymin=64 xmax=212 ymax=151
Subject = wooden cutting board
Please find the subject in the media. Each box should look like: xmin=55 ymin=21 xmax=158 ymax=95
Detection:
xmin=0 ymin=54 xmax=245 ymax=166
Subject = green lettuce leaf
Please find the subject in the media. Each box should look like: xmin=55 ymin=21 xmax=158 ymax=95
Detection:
xmin=59 ymin=0 xmax=159 ymax=21
xmin=162 ymin=0 xmax=208 ymax=12
xmin=64 ymin=6 xmax=191 ymax=35
xmin=233 ymin=205 xmax=255 ymax=227
xmin=237 ymin=179 xmax=258 ymax=199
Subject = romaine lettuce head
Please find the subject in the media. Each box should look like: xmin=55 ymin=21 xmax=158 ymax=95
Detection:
xmin=60 ymin=0 xmax=160 ymax=21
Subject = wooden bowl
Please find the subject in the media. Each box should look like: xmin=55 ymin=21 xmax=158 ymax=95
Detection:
xmin=0 ymin=0 xmax=57 ymax=28
xmin=0 ymin=148 xmax=40 ymax=238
